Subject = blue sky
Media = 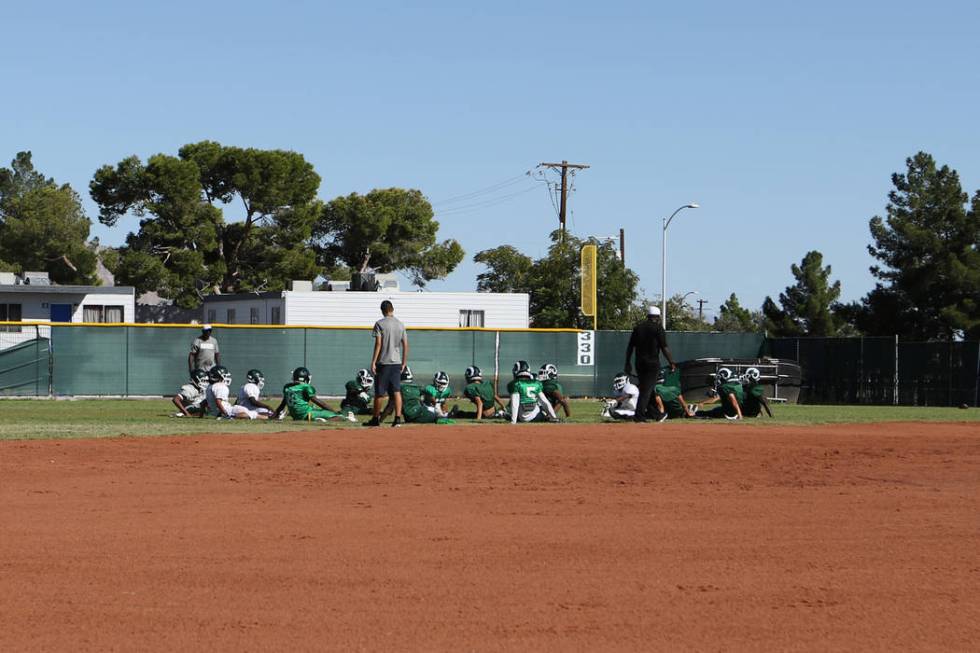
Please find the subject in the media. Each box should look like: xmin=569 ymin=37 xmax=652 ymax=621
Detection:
xmin=3 ymin=0 xmax=978 ymax=320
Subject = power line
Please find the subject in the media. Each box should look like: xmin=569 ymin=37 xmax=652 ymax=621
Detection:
xmin=431 ymin=173 xmax=531 ymax=206
xmin=434 ymin=184 xmax=542 ymax=216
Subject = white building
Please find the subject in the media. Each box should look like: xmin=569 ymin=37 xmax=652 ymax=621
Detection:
xmin=0 ymin=272 xmax=136 ymax=347
xmin=202 ymin=289 xmax=530 ymax=329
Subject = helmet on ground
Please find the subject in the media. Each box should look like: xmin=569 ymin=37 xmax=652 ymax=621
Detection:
xmin=612 ymin=373 xmax=629 ymax=392
xmin=433 ymin=371 xmax=450 ymax=391
xmin=716 ymin=367 xmax=733 ymax=384
xmin=190 ymin=368 xmax=209 ymax=389
xmin=356 ymin=368 xmax=374 ymax=387
xmin=538 ymin=363 xmax=558 ymax=381
xmin=512 ymin=360 xmax=532 ymax=379
xmin=464 ymin=365 xmax=482 ymax=382
xmin=744 ymin=367 xmax=761 ymax=383
xmin=209 ymin=365 xmax=232 ymax=385
xmin=292 ymin=366 xmax=311 ymax=383
xmin=401 ymin=366 xmax=414 ymax=383
xmin=246 ymin=369 xmax=265 ymax=389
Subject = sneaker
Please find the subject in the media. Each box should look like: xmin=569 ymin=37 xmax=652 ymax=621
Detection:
xmin=724 ymin=413 xmax=741 ymax=421
xmin=447 ymin=404 xmax=460 ymax=418
xmin=391 ymin=417 xmax=403 ymax=428
xmin=345 ymin=411 xmax=358 ymax=423
xmin=172 ymin=412 xmax=184 ymax=418
xmin=600 ymin=408 xmax=611 ymax=418
xmin=314 ymin=417 xmax=328 ymax=422
xmin=657 ymin=412 xmax=669 ymax=423
xmin=363 ymin=417 xmax=381 ymax=427
xmin=687 ymin=404 xmax=698 ymax=416
xmin=548 ymin=417 xmax=561 ymax=423
xmin=277 ymin=411 xmax=286 ymax=420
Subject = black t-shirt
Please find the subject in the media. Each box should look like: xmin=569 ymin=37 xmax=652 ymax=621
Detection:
xmin=626 ymin=319 xmax=668 ymax=370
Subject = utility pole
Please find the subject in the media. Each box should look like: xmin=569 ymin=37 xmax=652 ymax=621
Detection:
xmin=697 ymin=298 xmax=708 ymax=323
xmin=619 ymin=228 xmax=625 ymax=265
xmin=539 ymin=161 xmax=590 ymax=235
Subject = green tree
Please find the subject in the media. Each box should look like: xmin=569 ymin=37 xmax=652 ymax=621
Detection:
xmin=0 ymin=152 xmax=98 ymax=284
xmin=473 ymin=231 xmax=640 ymax=329
xmin=713 ymin=293 xmax=762 ymax=332
xmin=90 ymin=141 xmax=321 ymax=307
xmin=312 ymin=188 xmax=464 ymax=288
xmin=762 ymin=251 xmax=842 ymax=336
xmin=863 ymin=152 xmax=980 ymax=339
xmin=665 ymin=294 xmax=711 ymax=331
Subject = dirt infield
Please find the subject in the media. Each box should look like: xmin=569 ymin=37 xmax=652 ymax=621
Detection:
xmin=2 ymin=422 xmax=978 ymax=651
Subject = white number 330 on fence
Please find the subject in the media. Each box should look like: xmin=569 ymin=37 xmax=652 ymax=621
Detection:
xmin=577 ymin=331 xmax=595 ymax=366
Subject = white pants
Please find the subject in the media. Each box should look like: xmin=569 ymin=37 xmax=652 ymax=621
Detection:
xmin=226 ymin=405 xmax=259 ymax=420
xmin=510 ymin=393 xmax=557 ymax=424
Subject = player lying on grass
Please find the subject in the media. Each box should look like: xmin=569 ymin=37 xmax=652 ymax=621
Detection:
xmin=538 ymin=363 xmax=572 ymax=418
xmin=459 ymin=366 xmax=505 ymax=419
xmin=379 ymin=367 xmax=454 ymax=425
xmin=341 ymin=369 xmax=374 ymax=415
xmin=204 ymin=366 xmax=269 ymax=420
xmin=424 ymin=371 xmax=456 ymax=417
xmin=693 ymin=367 xmax=744 ymax=420
xmin=272 ymin=367 xmax=356 ymax=422
xmin=739 ymin=367 xmax=772 ymax=418
xmin=237 ymin=369 xmax=275 ymax=417
xmin=173 ymin=368 xmax=209 ymax=417
xmin=600 ymin=373 xmax=639 ymax=419
xmin=508 ymin=360 xmax=560 ymax=423
xmin=648 ymin=367 xmax=696 ymax=422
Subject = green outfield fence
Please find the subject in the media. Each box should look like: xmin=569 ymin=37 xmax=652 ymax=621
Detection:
xmin=0 ymin=323 xmax=764 ymax=399
xmin=768 ymin=336 xmax=980 ymax=407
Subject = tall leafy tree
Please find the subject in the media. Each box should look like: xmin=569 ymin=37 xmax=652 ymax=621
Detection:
xmin=713 ymin=293 xmax=762 ymax=332
xmin=91 ymin=141 xmax=321 ymax=307
xmin=0 ymin=152 xmax=98 ymax=284
xmin=312 ymin=188 xmax=464 ymax=288
xmin=864 ymin=152 xmax=980 ymax=339
xmin=473 ymin=231 xmax=640 ymax=329
xmin=763 ymin=251 xmax=842 ymax=336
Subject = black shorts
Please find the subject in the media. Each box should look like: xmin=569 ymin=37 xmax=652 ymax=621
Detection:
xmin=375 ymin=364 xmax=402 ymax=397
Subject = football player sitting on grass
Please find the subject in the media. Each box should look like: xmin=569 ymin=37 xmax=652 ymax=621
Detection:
xmin=237 ymin=369 xmax=275 ymax=417
xmin=424 ymin=371 xmax=456 ymax=417
xmin=648 ymin=367 xmax=696 ymax=422
xmin=693 ymin=367 xmax=744 ymax=420
xmin=272 ymin=366 xmax=356 ymax=423
xmin=460 ymin=366 xmax=505 ymax=419
xmin=600 ymin=373 xmax=639 ymax=420
xmin=173 ymin=368 xmax=209 ymax=417
xmin=507 ymin=360 xmax=560 ymax=423
xmin=380 ymin=367 xmax=454 ymax=424
xmin=341 ymin=368 xmax=374 ymax=415
xmin=538 ymin=363 xmax=572 ymax=418
xmin=204 ymin=366 xmax=268 ymax=420
xmin=739 ymin=367 xmax=772 ymax=418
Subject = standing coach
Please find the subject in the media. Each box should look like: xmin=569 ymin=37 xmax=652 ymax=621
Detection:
xmin=624 ymin=305 xmax=677 ymax=422
xmin=366 ymin=300 xmax=409 ymax=428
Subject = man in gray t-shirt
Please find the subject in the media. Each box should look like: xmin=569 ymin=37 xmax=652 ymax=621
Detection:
xmin=366 ymin=301 xmax=409 ymax=427
xmin=188 ymin=324 xmax=220 ymax=372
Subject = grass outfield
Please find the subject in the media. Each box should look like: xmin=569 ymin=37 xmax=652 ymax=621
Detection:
xmin=0 ymin=398 xmax=976 ymax=441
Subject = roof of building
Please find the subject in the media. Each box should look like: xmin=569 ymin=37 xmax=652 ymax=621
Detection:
xmin=0 ymin=285 xmax=134 ymax=295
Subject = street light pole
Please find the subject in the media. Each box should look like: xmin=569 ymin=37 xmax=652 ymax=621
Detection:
xmin=661 ymin=203 xmax=699 ymax=329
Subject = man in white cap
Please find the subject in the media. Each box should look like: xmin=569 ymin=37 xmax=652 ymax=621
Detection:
xmin=188 ymin=324 xmax=221 ymax=373
xmin=624 ymin=305 xmax=676 ymax=422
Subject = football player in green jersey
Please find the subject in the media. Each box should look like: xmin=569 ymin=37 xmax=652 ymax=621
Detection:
xmin=651 ymin=367 xmax=696 ymax=421
xmin=538 ymin=363 xmax=571 ymax=418
xmin=507 ymin=360 xmax=559 ymax=423
xmin=460 ymin=366 xmax=505 ymax=419
xmin=739 ymin=367 xmax=772 ymax=418
xmin=380 ymin=367 xmax=454 ymax=424
xmin=272 ymin=367 xmax=357 ymax=422
xmin=341 ymin=368 xmax=375 ymax=415
xmin=423 ymin=371 xmax=454 ymax=417
xmin=694 ymin=367 xmax=744 ymax=420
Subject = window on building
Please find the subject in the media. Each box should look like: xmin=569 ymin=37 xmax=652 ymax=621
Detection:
xmin=0 ymin=303 xmax=22 ymax=333
xmin=459 ymin=309 xmax=485 ymax=328
xmin=207 ymin=309 xmax=216 ymax=324
xmin=270 ymin=306 xmax=281 ymax=324
xmin=250 ymin=307 xmax=260 ymax=324
xmin=82 ymin=305 xmax=125 ymax=323
xmin=226 ymin=309 xmax=236 ymax=324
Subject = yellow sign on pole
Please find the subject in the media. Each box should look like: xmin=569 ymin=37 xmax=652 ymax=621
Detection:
xmin=580 ymin=244 xmax=597 ymax=330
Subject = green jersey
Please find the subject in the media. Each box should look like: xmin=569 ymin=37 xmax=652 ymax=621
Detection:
xmin=341 ymin=379 xmax=371 ymax=411
xmin=660 ymin=367 xmax=682 ymax=387
xmin=400 ymin=383 xmax=425 ymax=419
xmin=655 ymin=383 xmax=686 ymax=417
xmin=423 ymin=384 xmax=452 ymax=406
xmin=507 ymin=379 xmax=543 ymax=405
xmin=542 ymin=379 xmax=564 ymax=399
xmin=464 ymin=381 xmax=496 ymax=406
xmin=718 ymin=381 xmax=744 ymax=415
xmin=742 ymin=383 xmax=767 ymax=417
xmin=283 ymin=382 xmax=318 ymax=419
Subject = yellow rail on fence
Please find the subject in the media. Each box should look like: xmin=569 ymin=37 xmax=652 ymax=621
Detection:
xmin=0 ymin=321 xmax=583 ymax=333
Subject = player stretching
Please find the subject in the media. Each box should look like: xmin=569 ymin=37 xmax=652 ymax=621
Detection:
xmin=650 ymin=367 xmax=696 ymax=421
xmin=237 ymin=369 xmax=275 ymax=417
xmin=423 ymin=371 xmax=455 ymax=417
xmin=601 ymin=373 xmax=639 ymax=420
xmin=173 ymin=368 xmax=209 ymax=417
xmin=739 ymin=367 xmax=772 ymax=418
xmin=695 ymin=367 xmax=744 ymax=420
xmin=538 ymin=363 xmax=571 ymax=418
xmin=273 ymin=367 xmax=356 ymax=422
xmin=507 ymin=360 xmax=559 ymax=423
xmin=461 ymin=366 xmax=505 ymax=419
xmin=341 ymin=369 xmax=375 ymax=415
xmin=204 ymin=366 xmax=268 ymax=420
xmin=381 ymin=367 xmax=452 ymax=424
